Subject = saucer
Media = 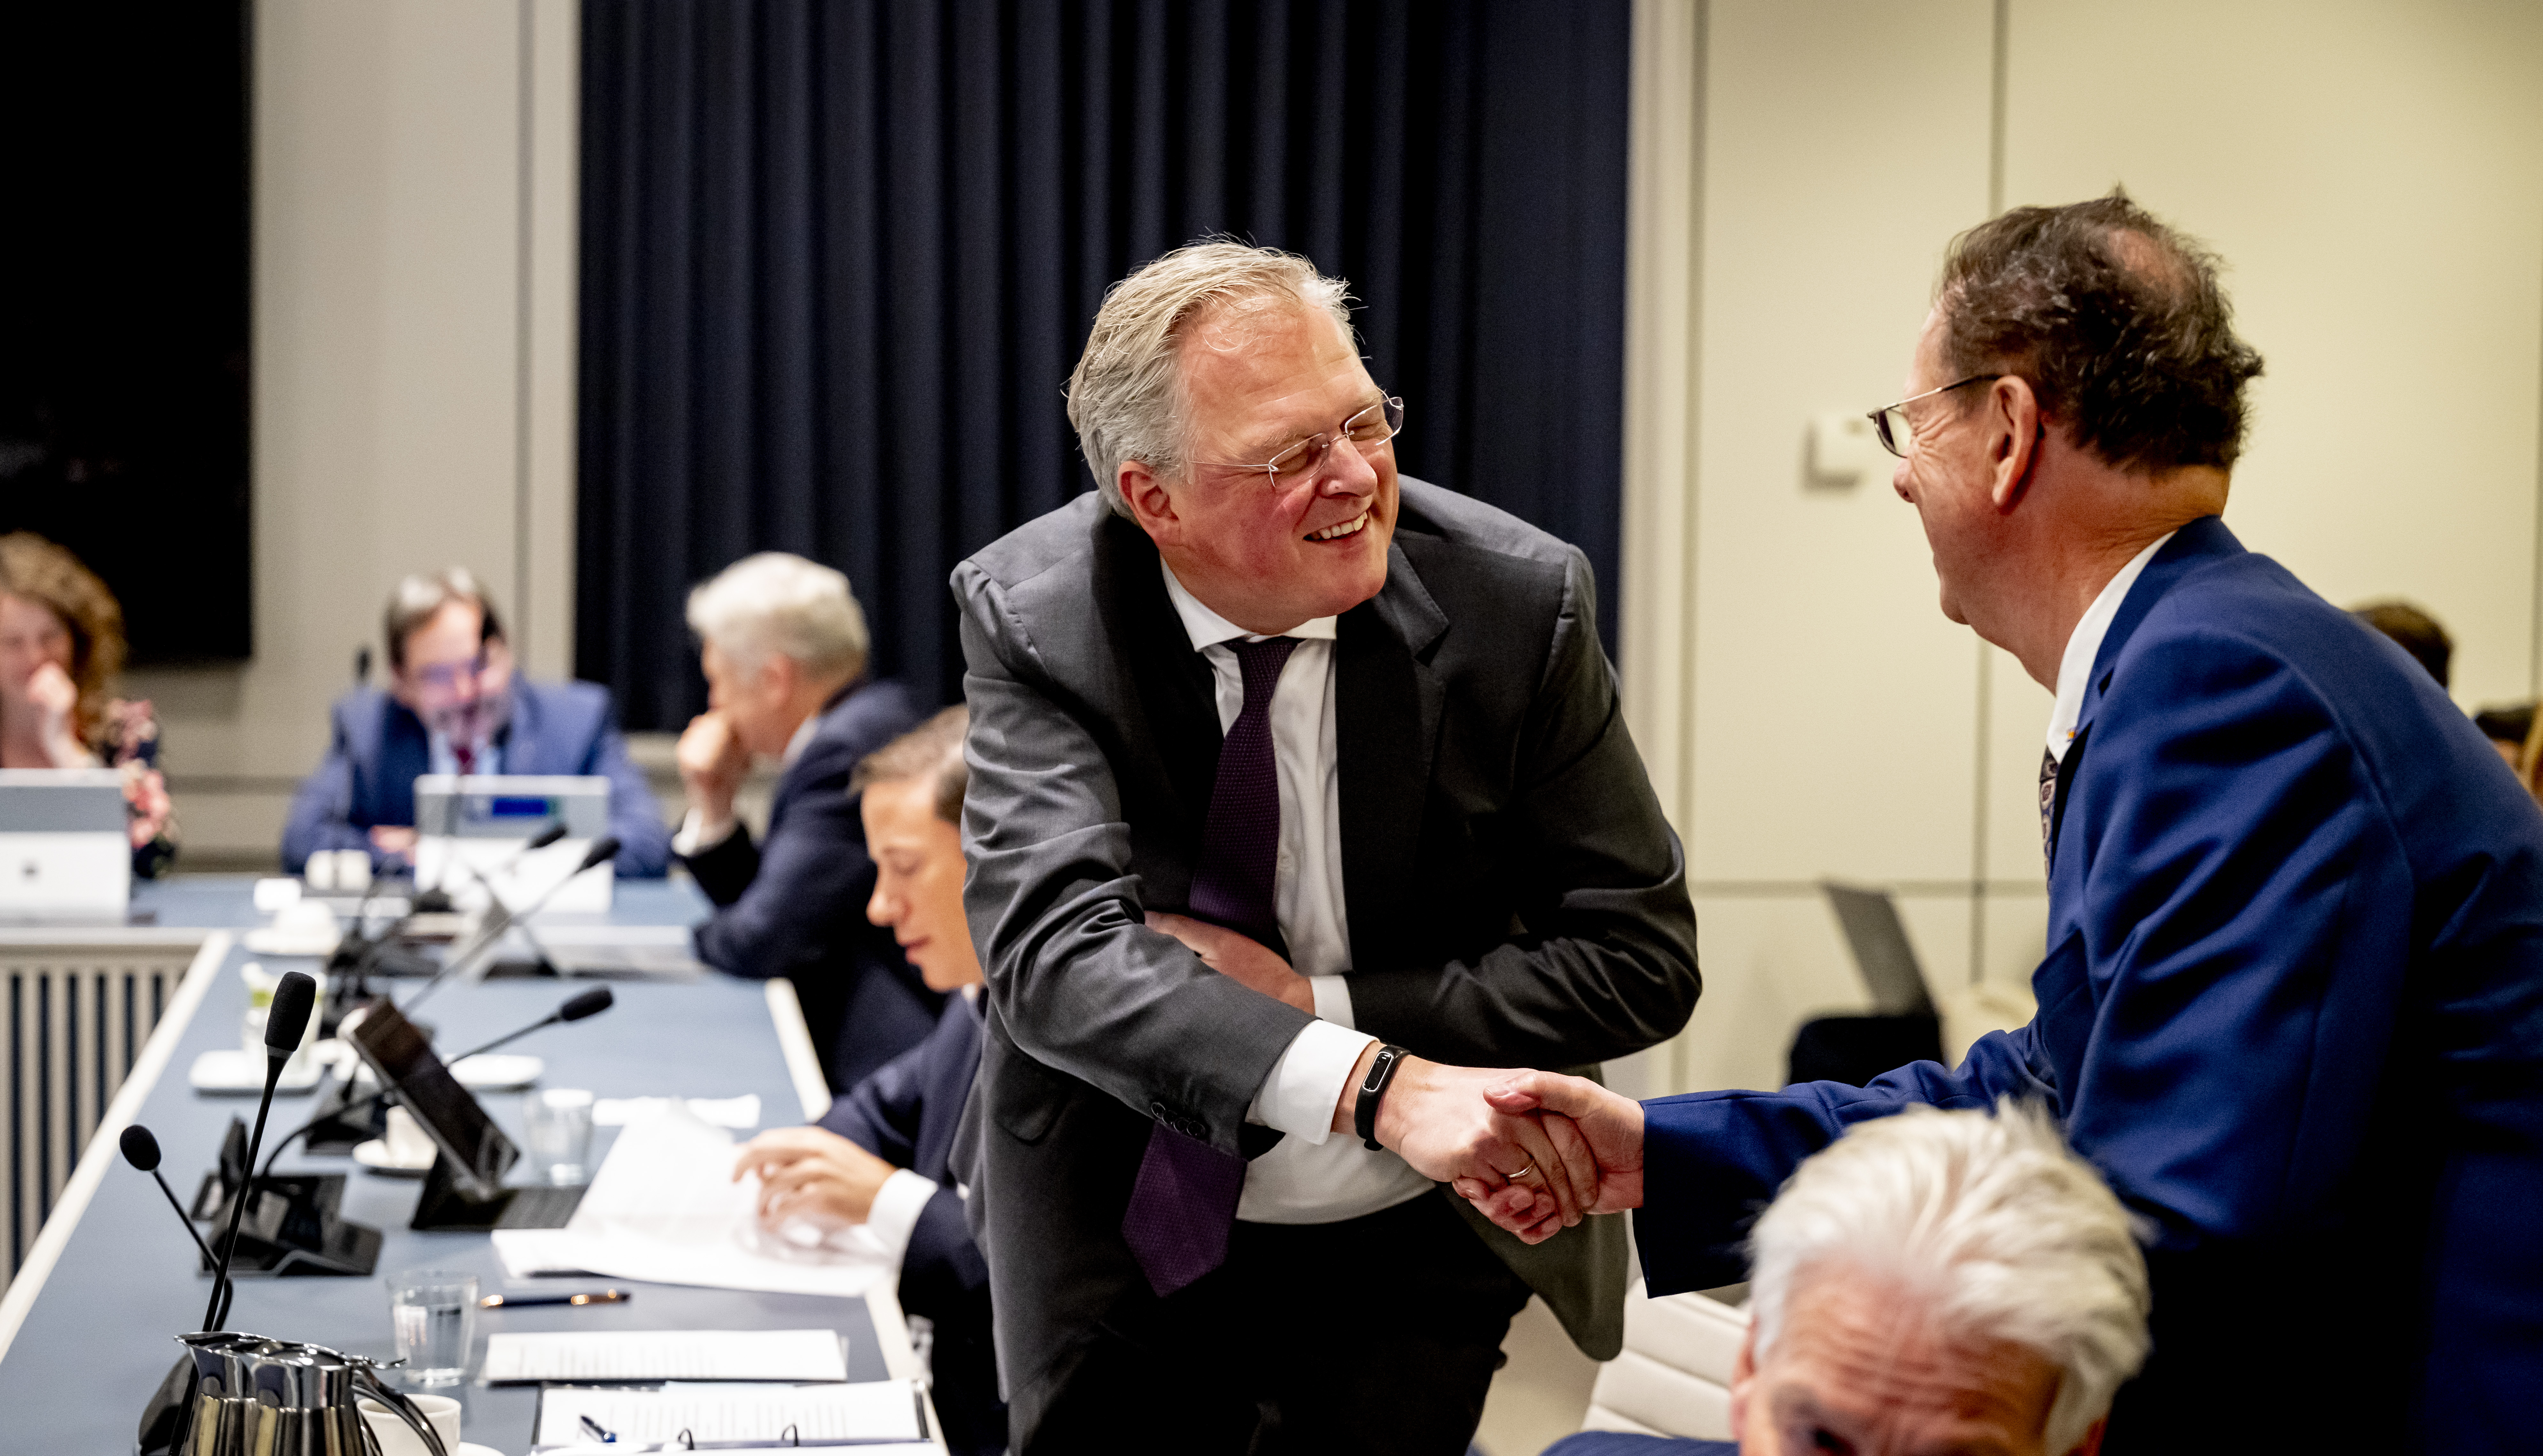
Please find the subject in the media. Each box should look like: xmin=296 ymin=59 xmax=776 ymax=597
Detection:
xmin=449 ymin=1053 xmax=542 ymax=1090
xmin=190 ymin=1049 xmax=324 ymax=1095
xmin=352 ymin=1138 xmax=435 ymax=1177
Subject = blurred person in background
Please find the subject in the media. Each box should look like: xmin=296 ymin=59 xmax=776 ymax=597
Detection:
xmin=676 ymin=553 xmax=937 ymax=1092
xmin=2473 ymin=702 xmax=2532 ymax=773
xmin=1546 ymin=1102 xmax=2147 ymax=1456
xmin=283 ymin=567 xmax=670 ymax=877
xmin=730 ymin=707 xmax=1000 ymax=1456
xmin=0 ymin=531 xmax=177 ymax=875
xmin=2349 ymin=599 xmax=2451 ymax=689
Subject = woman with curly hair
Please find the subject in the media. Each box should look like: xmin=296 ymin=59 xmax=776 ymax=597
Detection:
xmin=0 ymin=532 xmax=178 ymax=876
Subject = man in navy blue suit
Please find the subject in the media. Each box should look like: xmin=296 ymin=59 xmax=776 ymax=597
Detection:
xmin=729 ymin=708 xmax=999 ymax=1456
xmin=674 ymin=554 xmax=937 ymax=1092
xmin=282 ymin=568 xmax=671 ymax=877
xmin=1472 ymin=194 xmax=2543 ymax=1450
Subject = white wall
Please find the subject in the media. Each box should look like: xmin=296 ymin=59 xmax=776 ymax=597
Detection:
xmin=130 ymin=0 xmax=580 ymax=867
xmin=1623 ymin=0 xmax=2543 ymax=1095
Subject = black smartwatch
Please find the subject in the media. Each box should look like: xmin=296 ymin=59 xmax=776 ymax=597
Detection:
xmin=1354 ymin=1044 xmax=1411 ymax=1151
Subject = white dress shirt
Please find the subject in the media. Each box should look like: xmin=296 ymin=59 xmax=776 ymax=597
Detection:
xmin=426 ymin=733 xmax=503 ymax=779
xmin=1160 ymin=563 xmax=1436 ymax=1225
xmin=673 ymin=709 xmax=822 ymax=856
xmin=2046 ymin=531 xmax=2174 ymax=765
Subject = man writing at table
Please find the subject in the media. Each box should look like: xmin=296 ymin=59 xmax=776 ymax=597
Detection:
xmin=952 ymin=242 xmax=1701 ymax=1453
xmin=1470 ymin=193 xmax=2543 ymax=1451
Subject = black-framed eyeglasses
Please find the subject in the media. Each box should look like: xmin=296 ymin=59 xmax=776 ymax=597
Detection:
xmin=1867 ymin=375 xmax=2003 ymax=458
xmin=1205 ymin=394 xmax=1406 ymax=487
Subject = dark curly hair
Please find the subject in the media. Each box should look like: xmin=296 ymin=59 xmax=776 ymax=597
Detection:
xmin=1937 ymin=190 xmax=2264 ymax=474
xmin=0 ymin=531 xmax=127 ymax=749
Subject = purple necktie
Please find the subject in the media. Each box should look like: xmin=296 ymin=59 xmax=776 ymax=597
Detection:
xmin=1121 ymin=635 xmax=1298 ymax=1298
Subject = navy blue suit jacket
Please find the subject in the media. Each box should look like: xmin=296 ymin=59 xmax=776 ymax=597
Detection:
xmin=281 ymin=679 xmax=671 ymax=877
xmin=684 ymin=679 xmax=943 ymax=1092
xmin=1635 ymin=519 xmax=2543 ymax=1450
xmin=818 ymin=993 xmax=1001 ymax=1456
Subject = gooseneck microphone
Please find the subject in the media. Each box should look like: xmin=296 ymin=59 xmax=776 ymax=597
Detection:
xmin=254 ymin=987 xmax=617 ymax=1185
xmin=202 ymin=970 xmax=315 ymax=1332
xmin=405 ymin=835 xmax=623 ymax=1011
xmin=119 ymin=1125 xmax=223 ymax=1282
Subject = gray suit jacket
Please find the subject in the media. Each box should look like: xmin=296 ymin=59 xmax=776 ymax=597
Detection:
xmin=950 ymin=479 xmax=1701 ymax=1408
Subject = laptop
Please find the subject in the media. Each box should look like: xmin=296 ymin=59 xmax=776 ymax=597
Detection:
xmin=413 ymin=773 xmax=613 ymax=914
xmin=0 ymin=768 xmax=131 ymax=918
xmin=1819 ymin=881 xmax=1938 ymax=1017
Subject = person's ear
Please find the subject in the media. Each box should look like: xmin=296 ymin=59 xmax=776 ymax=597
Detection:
xmin=1987 ymin=375 xmax=2045 ymax=513
xmin=1119 ymin=461 xmax=1181 ymax=544
xmin=1728 ymin=1324 xmax=1758 ymax=1444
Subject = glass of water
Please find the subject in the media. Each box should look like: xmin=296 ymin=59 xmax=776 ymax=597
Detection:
xmin=522 ymin=1088 xmax=596 ymax=1185
xmin=387 ymin=1270 xmax=477 ymax=1387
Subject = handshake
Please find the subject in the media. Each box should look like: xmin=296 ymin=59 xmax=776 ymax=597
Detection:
xmin=1146 ymin=910 xmax=1647 ymax=1245
xmin=1368 ymin=1058 xmax=1647 ymax=1245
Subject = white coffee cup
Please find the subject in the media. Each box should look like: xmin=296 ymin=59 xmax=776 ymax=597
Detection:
xmin=384 ymin=1105 xmax=436 ymax=1166
xmin=358 ymin=1392 xmax=462 ymax=1455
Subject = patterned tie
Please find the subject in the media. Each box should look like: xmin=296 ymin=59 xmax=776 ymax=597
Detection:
xmin=454 ymin=742 xmax=478 ymax=778
xmin=2038 ymin=747 xmax=2057 ymax=871
xmin=1121 ymin=635 xmax=1297 ymax=1298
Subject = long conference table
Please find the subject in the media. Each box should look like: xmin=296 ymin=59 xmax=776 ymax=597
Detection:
xmin=0 ymin=875 xmax=936 ymax=1453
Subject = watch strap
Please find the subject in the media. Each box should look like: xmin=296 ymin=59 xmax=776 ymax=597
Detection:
xmin=1355 ymin=1043 xmax=1410 ymax=1151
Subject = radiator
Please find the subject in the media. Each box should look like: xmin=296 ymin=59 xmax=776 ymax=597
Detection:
xmin=3 ymin=948 xmax=197 ymax=1277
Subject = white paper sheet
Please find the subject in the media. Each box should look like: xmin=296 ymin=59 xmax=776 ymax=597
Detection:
xmin=488 ymin=1101 xmax=888 ymax=1298
xmin=592 ymin=1094 xmax=761 ymax=1128
xmin=533 ymin=1380 xmax=923 ymax=1446
xmin=483 ymin=1329 xmax=847 ymax=1385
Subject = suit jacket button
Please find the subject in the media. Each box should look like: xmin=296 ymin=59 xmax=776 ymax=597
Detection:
xmin=1150 ymin=1101 xmax=1172 ymax=1123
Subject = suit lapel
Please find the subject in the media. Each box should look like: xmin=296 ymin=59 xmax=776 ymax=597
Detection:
xmin=1338 ymin=540 xmax=1449 ymax=972
xmin=502 ymin=680 xmax=543 ymax=772
xmin=1094 ymin=517 xmax=1221 ymax=847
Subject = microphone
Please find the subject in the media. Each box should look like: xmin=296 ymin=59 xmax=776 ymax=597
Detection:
xmin=203 ymin=971 xmax=315 ymax=1331
xmin=405 ymin=836 xmax=622 ymax=1010
xmin=254 ymin=987 xmax=616 ymax=1185
xmin=119 ymin=1125 xmax=224 ymax=1289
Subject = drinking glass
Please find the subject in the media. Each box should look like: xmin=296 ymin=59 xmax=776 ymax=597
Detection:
xmin=522 ymin=1087 xmax=595 ymax=1185
xmin=387 ymin=1270 xmax=477 ymax=1387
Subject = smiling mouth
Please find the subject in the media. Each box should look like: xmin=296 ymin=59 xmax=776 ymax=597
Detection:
xmin=1305 ymin=510 xmax=1371 ymax=542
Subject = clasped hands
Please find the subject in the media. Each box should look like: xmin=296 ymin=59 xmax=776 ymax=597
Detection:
xmin=1146 ymin=911 xmax=1646 ymax=1245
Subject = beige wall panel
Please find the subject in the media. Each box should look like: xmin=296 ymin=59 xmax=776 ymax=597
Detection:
xmin=2003 ymin=0 xmax=2543 ymax=709
xmin=1688 ymin=0 xmax=1997 ymax=884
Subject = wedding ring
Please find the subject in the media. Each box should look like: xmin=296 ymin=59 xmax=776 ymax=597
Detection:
xmin=1507 ymin=1162 xmax=1537 ymax=1182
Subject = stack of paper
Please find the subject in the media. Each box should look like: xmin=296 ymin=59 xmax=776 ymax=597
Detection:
xmin=532 ymin=1381 xmax=926 ymax=1449
xmin=490 ymin=1101 xmax=889 ymax=1298
xmin=484 ymin=1329 xmax=848 ymax=1385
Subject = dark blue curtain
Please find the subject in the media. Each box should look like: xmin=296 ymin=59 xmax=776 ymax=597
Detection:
xmin=578 ymin=0 xmax=1629 ymax=728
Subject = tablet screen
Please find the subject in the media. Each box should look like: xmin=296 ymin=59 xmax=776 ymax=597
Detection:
xmin=344 ymin=998 xmax=519 ymax=1199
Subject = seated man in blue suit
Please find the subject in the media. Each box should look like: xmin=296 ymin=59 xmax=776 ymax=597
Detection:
xmin=729 ymin=708 xmax=1000 ymax=1456
xmin=1545 ymin=1103 xmax=2146 ymax=1456
xmin=674 ymin=553 xmax=937 ymax=1091
xmin=283 ymin=568 xmax=671 ymax=877
xmin=1471 ymin=194 xmax=2543 ymax=1452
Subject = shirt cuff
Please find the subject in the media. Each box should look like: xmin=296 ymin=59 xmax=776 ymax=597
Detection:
xmin=1250 ymin=1018 xmax=1378 ymax=1147
xmin=857 ymin=1168 xmax=940 ymax=1262
xmin=672 ymin=808 xmax=737 ymax=858
xmin=1309 ymin=975 xmax=1355 ymax=1029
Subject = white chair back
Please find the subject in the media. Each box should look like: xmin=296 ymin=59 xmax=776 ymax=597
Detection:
xmin=1576 ymin=1281 xmax=1750 ymax=1441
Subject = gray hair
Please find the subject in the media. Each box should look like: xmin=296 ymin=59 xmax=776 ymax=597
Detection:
xmin=684 ymin=552 xmax=870 ymax=681
xmin=1066 ymin=240 xmax=1354 ymax=517
xmin=1748 ymin=1101 xmax=2151 ymax=1453
xmin=385 ymin=567 xmax=503 ymax=670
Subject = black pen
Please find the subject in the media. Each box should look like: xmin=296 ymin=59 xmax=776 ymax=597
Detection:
xmin=478 ymin=1289 xmax=632 ymax=1309
xmin=579 ymin=1413 xmax=617 ymax=1443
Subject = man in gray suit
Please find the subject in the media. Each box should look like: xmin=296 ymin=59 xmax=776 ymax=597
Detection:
xmin=953 ymin=242 xmax=1701 ymax=1453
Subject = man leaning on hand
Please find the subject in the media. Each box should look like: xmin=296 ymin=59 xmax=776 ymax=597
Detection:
xmin=951 ymin=242 xmax=1700 ymax=1454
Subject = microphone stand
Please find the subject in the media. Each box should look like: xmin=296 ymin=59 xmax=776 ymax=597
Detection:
xmin=405 ymin=837 xmax=618 ymax=1012
xmin=203 ymin=972 xmax=315 ymax=1332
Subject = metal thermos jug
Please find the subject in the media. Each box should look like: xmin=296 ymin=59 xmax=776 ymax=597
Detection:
xmin=170 ymin=1331 xmax=448 ymax=1456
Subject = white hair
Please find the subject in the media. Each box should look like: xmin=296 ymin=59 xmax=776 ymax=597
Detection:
xmin=1747 ymin=1101 xmax=2151 ymax=1453
xmin=684 ymin=552 xmax=869 ymax=681
xmin=1066 ymin=240 xmax=1354 ymax=518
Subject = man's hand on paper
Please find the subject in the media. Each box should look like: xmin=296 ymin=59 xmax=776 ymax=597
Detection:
xmin=1450 ymin=1071 xmax=1648 ymax=1244
xmin=730 ymin=1127 xmax=894 ymax=1231
xmin=1146 ymin=910 xmax=1315 ymax=1013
